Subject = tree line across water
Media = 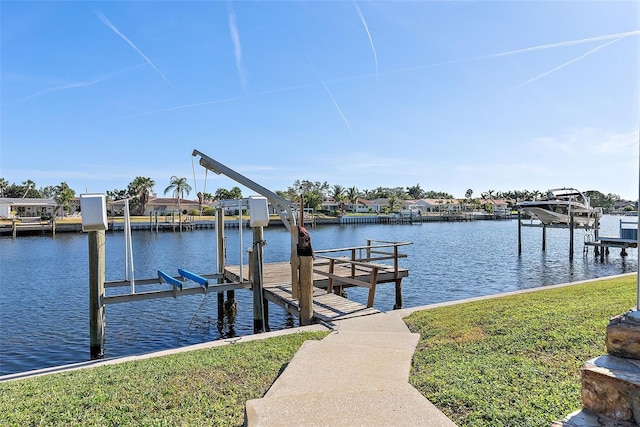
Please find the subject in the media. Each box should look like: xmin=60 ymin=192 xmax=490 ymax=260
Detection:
xmin=0 ymin=176 xmax=632 ymax=217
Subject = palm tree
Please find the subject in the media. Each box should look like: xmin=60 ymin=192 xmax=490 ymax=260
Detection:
xmin=465 ymin=189 xmax=473 ymax=199
xmin=329 ymin=185 xmax=345 ymax=214
xmin=164 ymin=176 xmax=192 ymax=231
xmin=346 ymin=186 xmax=360 ymax=204
xmin=0 ymin=178 xmax=8 ymax=197
xmin=127 ymin=177 xmax=155 ymax=215
xmin=406 ymin=184 xmax=424 ymax=199
xmin=54 ymin=182 xmax=75 ymax=218
xmin=330 ymin=185 xmax=345 ymax=202
xmin=21 ymin=180 xmax=36 ymax=198
xmin=387 ymin=196 xmax=404 ymax=214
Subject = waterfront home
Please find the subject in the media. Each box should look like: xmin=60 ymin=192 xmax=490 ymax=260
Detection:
xmin=410 ymin=198 xmax=461 ymax=214
xmin=0 ymin=197 xmax=58 ymax=219
xmin=321 ymin=197 xmax=373 ymax=214
xmin=143 ymin=198 xmax=202 ymax=215
xmin=483 ymin=198 xmax=510 ymax=216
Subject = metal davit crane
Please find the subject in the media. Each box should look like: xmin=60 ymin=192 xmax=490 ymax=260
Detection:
xmin=191 ymin=149 xmax=302 ymax=299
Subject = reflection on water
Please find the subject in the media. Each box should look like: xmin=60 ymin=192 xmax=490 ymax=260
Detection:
xmin=0 ymin=215 xmax=636 ymax=375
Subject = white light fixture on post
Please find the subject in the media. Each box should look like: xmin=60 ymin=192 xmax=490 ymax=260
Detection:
xmin=80 ymin=193 xmax=107 ymax=359
xmin=80 ymin=194 xmax=107 ymax=232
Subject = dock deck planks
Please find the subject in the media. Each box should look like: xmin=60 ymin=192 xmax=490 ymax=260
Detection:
xmin=224 ymin=260 xmax=406 ymax=322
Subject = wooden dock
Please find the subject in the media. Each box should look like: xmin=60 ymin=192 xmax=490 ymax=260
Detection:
xmin=224 ymin=243 xmax=410 ymax=323
xmin=584 ymin=219 xmax=638 ymax=258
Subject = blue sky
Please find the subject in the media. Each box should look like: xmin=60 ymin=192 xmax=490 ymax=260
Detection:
xmin=2 ymin=1 xmax=639 ymax=200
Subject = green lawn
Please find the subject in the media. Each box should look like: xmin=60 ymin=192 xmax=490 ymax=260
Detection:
xmin=0 ymin=276 xmax=636 ymax=426
xmin=0 ymin=332 xmax=327 ymax=426
xmin=405 ymin=274 xmax=636 ymax=426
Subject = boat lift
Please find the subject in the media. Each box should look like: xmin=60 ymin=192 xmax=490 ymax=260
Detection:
xmin=83 ymin=151 xmax=309 ymax=359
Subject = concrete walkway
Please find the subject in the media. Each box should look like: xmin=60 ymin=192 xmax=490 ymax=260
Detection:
xmin=244 ymin=311 xmax=457 ymax=426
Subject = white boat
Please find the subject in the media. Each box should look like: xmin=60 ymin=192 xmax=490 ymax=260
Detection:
xmin=516 ymin=188 xmax=602 ymax=228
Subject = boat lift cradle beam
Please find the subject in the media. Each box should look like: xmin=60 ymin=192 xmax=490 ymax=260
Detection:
xmin=192 ymin=149 xmax=297 ymax=232
xmin=191 ymin=149 xmax=300 ymax=296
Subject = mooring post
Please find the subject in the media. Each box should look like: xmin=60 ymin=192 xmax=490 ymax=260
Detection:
xmin=542 ymin=224 xmax=546 ymax=252
xmin=262 ymin=294 xmax=270 ymax=332
xmin=517 ymin=211 xmax=522 ymax=255
xmin=81 ymin=193 xmax=108 ymax=360
xmin=299 ymin=256 xmax=313 ymax=325
xmin=88 ymin=230 xmax=105 ymax=359
xmin=393 ymin=244 xmax=403 ymax=310
xmin=291 ymin=225 xmax=300 ymax=299
xmin=297 ymin=226 xmax=314 ymax=326
xmin=569 ymin=213 xmax=575 ymax=261
xmin=216 ymin=208 xmax=225 ymax=330
xmin=252 ymin=226 xmax=266 ymax=333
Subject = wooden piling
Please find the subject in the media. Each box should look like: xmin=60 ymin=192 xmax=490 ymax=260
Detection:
xmin=517 ymin=211 xmax=522 ymax=255
xmin=394 ymin=279 xmax=403 ymax=310
xmin=216 ymin=208 xmax=225 ymax=328
xmin=252 ymin=226 xmax=265 ymax=333
xmin=299 ymin=256 xmax=314 ymax=326
xmin=88 ymin=230 xmax=105 ymax=359
xmin=393 ymin=244 xmax=402 ymax=309
xmin=542 ymin=224 xmax=546 ymax=252
xmin=569 ymin=213 xmax=574 ymax=261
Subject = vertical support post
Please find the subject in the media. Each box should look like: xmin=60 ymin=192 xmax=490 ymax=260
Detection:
xmin=291 ymin=226 xmax=300 ymax=299
xmin=216 ymin=208 xmax=225 ymax=330
xmin=367 ymin=267 xmax=379 ymax=308
xmin=394 ymin=279 xmax=403 ymax=309
xmin=89 ymin=230 xmax=105 ymax=359
xmin=350 ymin=248 xmax=356 ymax=278
xmin=252 ymin=226 xmax=265 ymax=333
xmin=517 ymin=211 xmax=522 ymax=255
xmin=12 ymin=219 xmax=16 ymax=238
xmin=393 ymin=244 xmax=403 ymax=309
xmin=569 ymin=213 xmax=574 ymax=262
xmin=299 ymin=256 xmax=314 ymax=325
xmin=542 ymin=224 xmax=546 ymax=252
xmin=262 ymin=294 xmax=270 ymax=332
xmin=217 ymin=292 xmax=224 ymax=331
xmin=327 ymin=258 xmax=335 ymax=294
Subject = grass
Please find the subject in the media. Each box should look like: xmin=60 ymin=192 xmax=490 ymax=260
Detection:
xmin=0 ymin=332 xmax=327 ymax=426
xmin=405 ymin=274 xmax=637 ymax=426
xmin=0 ymin=276 xmax=635 ymax=426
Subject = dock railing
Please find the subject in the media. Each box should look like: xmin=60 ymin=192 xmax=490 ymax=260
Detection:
xmin=313 ymin=240 xmax=411 ymax=308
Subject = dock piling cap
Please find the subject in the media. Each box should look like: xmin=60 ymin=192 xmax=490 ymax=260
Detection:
xmin=80 ymin=194 xmax=107 ymax=232
xmin=297 ymin=226 xmax=314 ymax=257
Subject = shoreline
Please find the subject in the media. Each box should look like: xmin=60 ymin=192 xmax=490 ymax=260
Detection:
xmin=0 ymin=212 xmax=514 ymax=236
xmin=2 ymin=272 xmax=635 ymax=382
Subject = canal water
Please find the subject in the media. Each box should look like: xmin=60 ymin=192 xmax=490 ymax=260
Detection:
xmin=0 ymin=215 xmax=636 ymax=376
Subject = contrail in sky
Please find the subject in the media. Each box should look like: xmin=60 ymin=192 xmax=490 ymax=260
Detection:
xmin=119 ymin=81 xmax=318 ymax=119
xmin=320 ymin=78 xmax=355 ymax=137
xmin=95 ymin=10 xmax=177 ymax=91
xmin=377 ymin=29 xmax=640 ymax=77
xmin=510 ymin=36 xmax=627 ymax=91
xmin=19 ymin=64 xmax=146 ymax=102
xmin=354 ymin=2 xmax=378 ymax=84
xmin=227 ymin=3 xmax=249 ymax=93
xmin=484 ymin=29 xmax=640 ymax=59
xmin=306 ymin=56 xmax=355 ymax=137
xmin=20 ymin=77 xmax=107 ymax=102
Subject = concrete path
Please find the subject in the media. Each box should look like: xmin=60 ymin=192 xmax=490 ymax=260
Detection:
xmin=244 ymin=311 xmax=457 ymax=426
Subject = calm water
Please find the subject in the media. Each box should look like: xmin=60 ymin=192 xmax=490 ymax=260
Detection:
xmin=0 ymin=215 xmax=636 ymax=376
